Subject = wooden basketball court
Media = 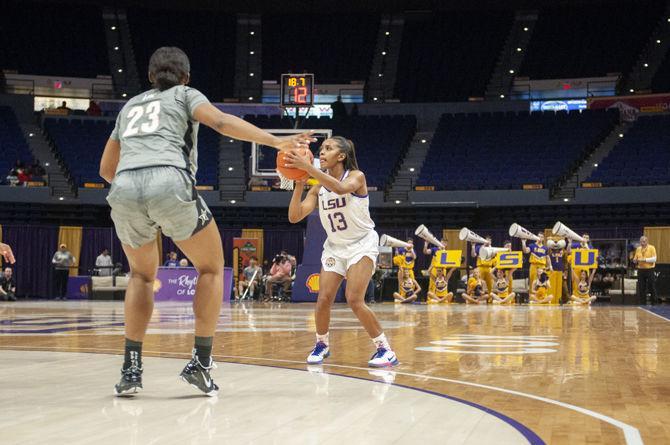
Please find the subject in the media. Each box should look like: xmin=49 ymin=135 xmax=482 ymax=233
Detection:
xmin=1 ymin=301 xmax=668 ymax=444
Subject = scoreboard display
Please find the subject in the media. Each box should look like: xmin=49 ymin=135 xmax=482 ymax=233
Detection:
xmin=280 ymin=74 xmax=314 ymax=107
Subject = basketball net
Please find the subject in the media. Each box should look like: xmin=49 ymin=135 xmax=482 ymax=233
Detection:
xmin=277 ymin=171 xmax=294 ymax=190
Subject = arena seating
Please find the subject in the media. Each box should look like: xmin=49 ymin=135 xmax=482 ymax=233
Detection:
xmin=586 ymin=114 xmax=670 ymax=187
xmin=0 ymin=107 xmax=34 ymax=182
xmin=0 ymin=2 xmax=108 ymax=78
xmin=262 ymin=14 xmax=379 ymax=84
xmin=43 ymin=117 xmax=220 ymax=187
xmin=417 ymin=109 xmax=619 ymax=190
xmin=127 ymin=8 xmax=236 ymax=101
xmin=520 ymin=1 xmax=664 ymax=79
xmin=395 ymin=12 xmax=513 ymax=102
xmin=242 ymin=115 xmax=417 ymax=189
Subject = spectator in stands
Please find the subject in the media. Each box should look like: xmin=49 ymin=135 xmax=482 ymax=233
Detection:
xmin=264 ymin=252 xmax=293 ymax=301
xmin=95 ymin=248 xmax=113 ymax=276
xmin=164 ymin=251 xmax=178 ymax=267
xmin=57 ymin=101 xmax=72 ymax=114
xmin=179 ymin=258 xmax=189 ymax=267
xmin=633 ymin=236 xmax=657 ymax=304
xmin=52 ymin=243 xmax=75 ymax=300
xmin=16 ymin=166 xmax=31 ymax=185
xmin=331 ymin=95 xmax=347 ymax=123
xmin=29 ymin=162 xmax=46 ymax=181
xmin=0 ymin=267 xmax=17 ymax=301
xmin=237 ymin=257 xmax=262 ymax=300
xmin=280 ymin=249 xmax=297 ymax=268
xmin=86 ymin=100 xmax=102 ymax=117
xmin=7 ymin=161 xmax=24 ymax=186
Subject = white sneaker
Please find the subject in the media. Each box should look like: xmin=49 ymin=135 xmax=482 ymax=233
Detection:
xmin=307 ymin=342 xmax=330 ymax=364
xmin=368 ymin=348 xmax=399 ymax=368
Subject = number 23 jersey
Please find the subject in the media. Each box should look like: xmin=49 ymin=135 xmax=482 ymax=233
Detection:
xmin=318 ymin=170 xmax=375 ymax=248
xmin=111 ymin=85 xmax=209 ymax=180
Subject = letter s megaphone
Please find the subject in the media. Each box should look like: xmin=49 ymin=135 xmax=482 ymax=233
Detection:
xmin=509 ymin=223 xmax=541 ymax=242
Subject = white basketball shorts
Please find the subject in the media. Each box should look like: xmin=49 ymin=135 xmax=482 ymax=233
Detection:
xmin=321 ymin=230 xmax=379 ymax=277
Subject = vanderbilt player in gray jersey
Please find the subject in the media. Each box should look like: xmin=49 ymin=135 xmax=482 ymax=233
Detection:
xmin=100 ymin=47 xmax=314 ymax=397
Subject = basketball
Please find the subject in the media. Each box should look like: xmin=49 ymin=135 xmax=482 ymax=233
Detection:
xmin=276 ymin=148 xmax=314 ymax=181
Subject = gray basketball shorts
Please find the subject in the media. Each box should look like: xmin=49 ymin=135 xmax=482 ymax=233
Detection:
xmin=107 ymin=166 xmax=213 ymax=248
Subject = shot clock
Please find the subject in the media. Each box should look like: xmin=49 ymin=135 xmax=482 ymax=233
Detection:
xmin=280 ymin=74 xmax=314 ymax=107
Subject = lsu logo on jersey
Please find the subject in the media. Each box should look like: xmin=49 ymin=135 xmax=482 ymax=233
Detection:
xmin=432 ymin=250 xmax=462 ymax=268
xmin=306 ymin=273 xmax=320 ymax=293
xmin=570 ymin=249 xmax=599 ymax=269
xmin=321 ymin=197 xmax=346 ymax=210
xmin=495 ymin=251 xmax=523 ymax=269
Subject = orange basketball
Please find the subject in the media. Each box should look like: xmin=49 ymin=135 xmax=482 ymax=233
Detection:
xmin=276 ymin=148 xmax=314 ymax=181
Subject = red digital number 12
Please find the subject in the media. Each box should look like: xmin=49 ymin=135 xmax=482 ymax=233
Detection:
xmin=293 ymin=87 xmax=307 ymax=104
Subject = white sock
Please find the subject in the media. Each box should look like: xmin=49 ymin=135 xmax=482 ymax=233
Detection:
xmin=316 ymin=332 xmax=329 ymax=346
xmin=372 ymin=333 xmax=391 ymax=351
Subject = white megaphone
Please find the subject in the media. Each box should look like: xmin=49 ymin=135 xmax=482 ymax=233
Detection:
xmin=509 ymin=223 xmax=541 ymax=242
xmin=380 ymin=234 xmax=412 ymax=249
xmin=552 ymin=221 xmax=586 ymax=243
xmin=415 ymin=224 xmax=445 ymax=249
xmin=459 ymin=227 xmax=487 ymax=244
xmin=479 ymin=246 xmax=509 ymax=261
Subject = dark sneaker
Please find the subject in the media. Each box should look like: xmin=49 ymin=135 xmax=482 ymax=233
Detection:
xmin=180 ymin=356 xmax=219 ymax=397
xmin=114 ymin=365 xmax=143 ymax=396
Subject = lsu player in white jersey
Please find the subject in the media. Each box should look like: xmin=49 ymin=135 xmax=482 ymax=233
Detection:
xmin=286 ymin=136 xmax=398 ymax=368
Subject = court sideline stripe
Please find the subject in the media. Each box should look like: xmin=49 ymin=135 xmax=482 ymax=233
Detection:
xmin=637 ymin=306 xmax=670 ymax=322
xmin=0 ymin=345 xmax=643 ymax=445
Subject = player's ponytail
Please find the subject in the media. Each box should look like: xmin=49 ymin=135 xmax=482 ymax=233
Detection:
xmin=331 ymin=136 xmax=359 ymax=171
xmin=148 ymin=47 xmax=190 ymax=91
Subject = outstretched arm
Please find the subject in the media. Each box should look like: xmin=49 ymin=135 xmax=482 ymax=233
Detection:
xmin=193 ymin=103 xmax=315 ymax=150
xmin=288 ymin=183 xmax=320 ymax=223
xmin=588 ymin=269 xmax=596 ymax=286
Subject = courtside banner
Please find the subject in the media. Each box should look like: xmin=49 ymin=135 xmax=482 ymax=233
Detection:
xmin=588 ymin=93 xmax=670 ymax=121
xmin=232 ymin=238 xmax=259 ymax=282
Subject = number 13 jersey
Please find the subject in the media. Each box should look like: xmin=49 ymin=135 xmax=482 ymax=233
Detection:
xmin=318 ymin=170 xmax=375 ymax=247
